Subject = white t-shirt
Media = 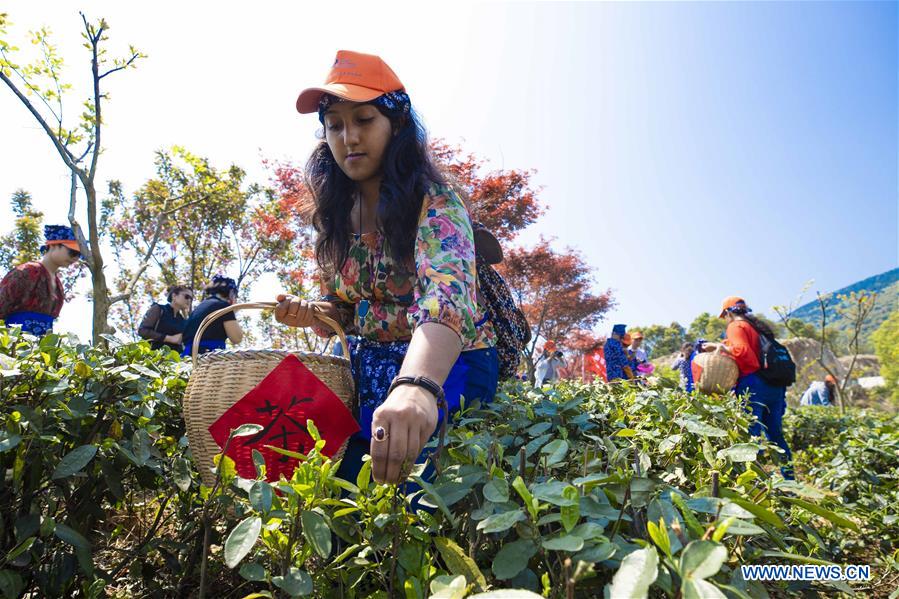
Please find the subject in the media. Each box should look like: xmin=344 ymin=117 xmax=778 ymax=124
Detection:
xmin=535 ymin=354 xmax=563 ymax=385
xmin=634 ymin=347 xmax=647 ymax=363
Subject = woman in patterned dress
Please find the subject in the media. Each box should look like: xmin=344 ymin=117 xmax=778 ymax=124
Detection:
xmin=275 ymin=51 xmax=499 ymax=484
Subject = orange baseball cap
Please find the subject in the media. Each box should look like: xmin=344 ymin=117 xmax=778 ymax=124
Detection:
xmin=46 ymin=239 xmax=80 ymax=252
xmin=296 ymin=50 xmax=405 ymax=114
xmin=719 ymin=296 xmax=746 ymax=318
xmin=543 ymin=340 xmax=557 ymax=352
xmin=824 ymin=374 xmax=837 ymax=384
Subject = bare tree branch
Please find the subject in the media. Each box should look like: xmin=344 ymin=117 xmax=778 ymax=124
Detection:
xmin=82 ymin=12 xmax=103 ymax=186
xmin=109 ymin=195 xmax=209 ymax=305
xmin=0 ymin=69 xmax=79 ymax=170
xmin=99 ymin=51 xmax=140 ymax=79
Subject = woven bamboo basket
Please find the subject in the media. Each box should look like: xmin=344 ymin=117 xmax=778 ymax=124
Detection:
xmin=182 ymin=302 xmax=354 ymax=486
xmin=693 ymin=349 xmax=739 ymax=394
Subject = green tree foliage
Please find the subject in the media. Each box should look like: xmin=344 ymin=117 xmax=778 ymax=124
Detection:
xmin=783 ymin=317 xmax=818 ymax=339
xmin=0 ymin=189 xmax=43 ymax=269
xmin=871 ymin=310 xmax=899 ymax=402
xmin=637 ymin=322 xmax=685 ymax=357
xmin=687 ymin=312 xmax=727 ymax=342
xmin=106 ymin=147 xmax=313 ymax=342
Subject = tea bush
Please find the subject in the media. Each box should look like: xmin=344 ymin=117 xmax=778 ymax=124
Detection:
xmin=0 ymin=327 xmax=206 ymax=598
xmin=1 ymin=326 xmax=897 ymax=598
xmin=218 ymin=382 xmax=895 ymax=598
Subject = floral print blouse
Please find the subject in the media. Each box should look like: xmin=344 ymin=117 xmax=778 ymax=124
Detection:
xmin=0 ymin=261 xmax=64 ymax=320
xmin=313 ymin=184 xmax=495 ymax=351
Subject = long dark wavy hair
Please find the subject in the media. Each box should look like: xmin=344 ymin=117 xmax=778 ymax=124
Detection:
xmin=729 ymin=304 xmax=776 ymax=338
xmin=305 ymin=98 xmax=444 ymax=273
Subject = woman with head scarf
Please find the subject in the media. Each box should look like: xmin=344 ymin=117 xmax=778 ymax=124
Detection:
xmin=705 ymin=296 xmax=794 ymax=479
xmin=0 ymin=225 xmax=81 ymax=336
xmin=274 ymin=51 xmax=499 ymax=484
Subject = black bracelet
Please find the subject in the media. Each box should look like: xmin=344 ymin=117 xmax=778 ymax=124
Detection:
xmin=388 ymin=375 xmax=446 ymax=408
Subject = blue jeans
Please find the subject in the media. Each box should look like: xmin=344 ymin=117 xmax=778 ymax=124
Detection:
xmin=335 ymin=343 xmax=499 ymax=485
xmin=737 ymin=372 xmax=794 ymax=479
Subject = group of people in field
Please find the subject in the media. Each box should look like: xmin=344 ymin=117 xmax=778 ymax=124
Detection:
xmin=1 ymin=51 xmax=813 ymax=485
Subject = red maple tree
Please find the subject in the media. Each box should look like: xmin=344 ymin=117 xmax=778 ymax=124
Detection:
xmin=500 ymin=238 xmax=613 ymax=359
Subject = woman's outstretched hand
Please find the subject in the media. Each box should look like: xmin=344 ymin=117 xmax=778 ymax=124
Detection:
xmin=369 ymin=384 xmax=439 ymax=484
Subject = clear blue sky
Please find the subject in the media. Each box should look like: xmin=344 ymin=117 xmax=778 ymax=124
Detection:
xmin=1 ymin=1 xmax=896 ymax=341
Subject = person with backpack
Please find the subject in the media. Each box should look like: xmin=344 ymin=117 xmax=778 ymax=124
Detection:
xmin=138 ymin=285 xmax=192 ymax=353
xmin=274 ymin=51 xmax=499 ymax=485
xmin=181 ymin=275 xmax=244 ymax=357
xmin=705 ymin=296 xmax=794 ymax=479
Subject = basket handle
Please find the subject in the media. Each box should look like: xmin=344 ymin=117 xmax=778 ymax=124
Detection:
xmin=190 ymin=301 xmax=350 ymax=365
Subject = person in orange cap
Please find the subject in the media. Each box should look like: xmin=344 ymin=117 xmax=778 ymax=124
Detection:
xmin=706 ymin=296 xmax=794 ymax=478
xmin=534 ymin=340 xmax=565 ymax=386
xmin=0 ymin=225 xmax=81 ymax=336
xmin=630 ymin=330 xmax=648 ymax=365
xmin=800 ymin=374 xmax=838 ymax=406
xmin=275 ymin=51 xmax=498 ymax=485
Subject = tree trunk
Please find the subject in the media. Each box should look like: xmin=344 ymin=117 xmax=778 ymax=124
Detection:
xmin=85 ymin=184 xmax=111 ymax=343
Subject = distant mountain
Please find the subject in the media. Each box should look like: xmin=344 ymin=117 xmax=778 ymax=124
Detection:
xmin=791 ymin=267 xmax=898 ymax=350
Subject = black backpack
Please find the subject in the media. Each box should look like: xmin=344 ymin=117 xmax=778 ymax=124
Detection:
xmin=755 ymin=330 xmax=796 ymax=388
xmin=472 ymin=223 xmax=531 ymax=381
xmin=476 ymin=259 xmax=531 ymax=381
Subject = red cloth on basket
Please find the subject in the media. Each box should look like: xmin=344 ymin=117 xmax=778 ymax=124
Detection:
xmin=208 ymin=354 xmax=359 ymax=482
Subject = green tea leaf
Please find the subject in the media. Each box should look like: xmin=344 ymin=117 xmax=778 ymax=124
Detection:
xmin=483 ymin=478 xmax=509 ymax=503
xmin=301 ymin=510 xmax=332 ymax=558
xmin=492 ymin=539 xmax=538 ymax=580
xmin=232 ymin=423 xmax=264 ymax=438
xmin=54 ymin=524 xmax=90 ymax=550
xmin=249 ymin=481 xmax=273 ymax=513
xmin=716 ymin=443 xmax=760 ymax=463
xmin=239 ymin=562 xmax=267 ymax=582
xmin=607 ymin=546 xmax=658 ymax=599
xmin=477 ymin=509 xmax=526 ymax=533
xmin=173 ymin=457 xmax=192 ymax=492
xmin=51 ymin=445 xmax=97 ymax=479
xmin=647 ymin=518 xmax=671 ymax=558
xmin=781 ymin=497 xmax=860 ymax=532
xmin=679 ymin=541 xmax=727 ymax=580
xmin=512 ymin=476 xmax=537 ymax=521
xmin=224 ymin=516 xmax=262 ymax=569
xmin=0 ymin=434 xmax=21 ymax=453
xmin=541 ymin=439 xmax=569 ymax=465
xmin=272 ymin=567 xmax=313 ymax=596
xmin=434 ymin=537 xmax=488 ymax=591
xmin=560 ymin=486 xmax=580 ymax=532
xmin=542 ymin=534 xmax=584 ymax=552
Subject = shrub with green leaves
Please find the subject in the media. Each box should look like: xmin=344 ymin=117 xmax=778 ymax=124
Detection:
xmin=0 ymin=326 xmax=192 ymax=598
xmin=1 ymin=326 xmax=895 ymax=598
xmin=788 ymin=407 xmax=899 ymax=556
xmin=218 ymin=382 xmax=881 ymax=598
